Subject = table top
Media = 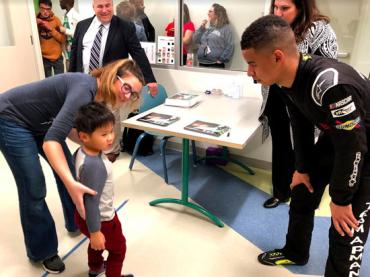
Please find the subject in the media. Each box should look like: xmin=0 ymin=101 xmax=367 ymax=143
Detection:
xmin=122 ymin=94 xmax=262 ymax=150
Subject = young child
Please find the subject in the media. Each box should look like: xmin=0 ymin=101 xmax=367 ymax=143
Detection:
xmin=73 ymin=102 xmax=133 ymax=277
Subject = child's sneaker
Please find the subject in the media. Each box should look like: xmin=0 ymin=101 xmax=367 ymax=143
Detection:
xmin=258 ymin=249 xmax=303 ymax=266
xmin=88 ymin=265 xmax=105 ymax=277
xmin=42 ymin=254 xmax=65 ymax=274
xmin=89 ymin=271 xmax=133 ymax=277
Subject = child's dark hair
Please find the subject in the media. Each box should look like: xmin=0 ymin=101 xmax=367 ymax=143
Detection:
xmin=74 ymin=102 xmax=115 ymax=134
xmin=39 ymin=0 xmax=52 ymax=7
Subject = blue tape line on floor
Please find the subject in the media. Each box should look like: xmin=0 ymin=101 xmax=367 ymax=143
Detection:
xmin=41 ymin=199 xmax=129 ymax=277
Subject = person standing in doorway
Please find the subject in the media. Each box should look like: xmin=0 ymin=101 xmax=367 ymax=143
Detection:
xmin=58 ymin=0 xmax=81 ymax=70
xmin=37 ymin=0 xmax=66 ymax=77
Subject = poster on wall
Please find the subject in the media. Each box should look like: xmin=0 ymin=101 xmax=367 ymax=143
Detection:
xmin=140 ymin=42 xmax=156 ymax=64
xmin=157 ymin=36 xmax=175 ymax=65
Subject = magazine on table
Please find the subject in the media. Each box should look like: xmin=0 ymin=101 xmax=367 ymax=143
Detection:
xmin=165 ymin=93 xmax=201 ymax=107
xmin=137 ymin=112 xmax=180 ymax=126
xmin=184 ymin=120 xmax=230 ymax=137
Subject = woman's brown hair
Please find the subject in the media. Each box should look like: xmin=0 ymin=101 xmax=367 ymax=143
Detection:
xmin=212 ymin=3 xmax=230 ymax=28
xmin=269 ymin=0 xmax=330 ymax=43
xmin=91 ymin=59 xmax=145 ymax=107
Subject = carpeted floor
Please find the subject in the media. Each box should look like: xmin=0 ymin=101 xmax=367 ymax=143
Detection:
xmin=135 ymin=147 xmax=370 ymax=276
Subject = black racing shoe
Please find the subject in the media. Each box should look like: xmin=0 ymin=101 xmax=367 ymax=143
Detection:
xmin=42 ymin=254 xmax=65 ymax=274
xmin=258 ymin=249 xmax=300 ymax=266
xmin=263 ymin=197 xmax=281 ymax=208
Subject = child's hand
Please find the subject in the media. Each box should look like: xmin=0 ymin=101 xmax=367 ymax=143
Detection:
xmin=90 ymin=231 xmax=105 ymax=251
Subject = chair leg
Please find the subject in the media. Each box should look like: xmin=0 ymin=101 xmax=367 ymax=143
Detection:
xmin=191 ymin=140 xmax=197 ymax=166
xmin=129 ymin=132 xmax=147 ymax=170
xmin=160 ymin=136 xmax=171 ymax=183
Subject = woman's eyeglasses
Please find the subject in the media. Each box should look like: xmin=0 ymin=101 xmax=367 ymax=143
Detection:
xmin=116 ymin=76 xmax=140 ymax=101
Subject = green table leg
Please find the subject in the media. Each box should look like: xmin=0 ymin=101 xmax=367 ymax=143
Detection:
xmin=149 ymin=138 xmax=224 ymax=228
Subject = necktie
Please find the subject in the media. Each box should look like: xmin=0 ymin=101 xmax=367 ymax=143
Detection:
xmin=63 ymin=15 xmax=72 ymax=60
xmin=89 ymin=24 xmax=104 ymax=73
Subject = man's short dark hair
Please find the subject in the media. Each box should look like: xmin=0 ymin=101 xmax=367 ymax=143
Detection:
xmin=240 ymin=15 xmax=293 ymax=51
xmin=39 ymin=0 xmax=52 ymax=7
xmin=74 ymin=102 xmax=115 ymax=134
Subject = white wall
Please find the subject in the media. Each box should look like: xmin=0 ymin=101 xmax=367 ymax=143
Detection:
xmin=318 ymin=0 xmax=370 ymax=73
xmin=350 ymin=0 xmax=370 ymax=75
xmin=0 ymin=0 xmax=14 ymax=46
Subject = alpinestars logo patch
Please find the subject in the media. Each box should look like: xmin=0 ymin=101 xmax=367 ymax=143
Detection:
xmin=311 ymin=68 xmax=339 ymax=106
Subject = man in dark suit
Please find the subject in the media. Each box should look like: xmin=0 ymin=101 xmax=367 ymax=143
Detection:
xmin=69 ymin=0 xmax=156 ymax=85
xmin=69 ymin=0 xmax=157 ymax=162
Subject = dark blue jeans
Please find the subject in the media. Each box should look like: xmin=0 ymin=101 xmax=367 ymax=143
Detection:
xmin=0 ymin=118 xmax=76 ymax=261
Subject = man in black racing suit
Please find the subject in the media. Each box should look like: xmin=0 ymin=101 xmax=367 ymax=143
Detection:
xmin=241 ymin=15 xmax=370 ymax=276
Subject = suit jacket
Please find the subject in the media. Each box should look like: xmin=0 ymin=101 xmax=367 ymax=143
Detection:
xmin=69 ymin=15 xmax=156 ymax=83
xmin=142 ymin=16 xmax=155 ymax=42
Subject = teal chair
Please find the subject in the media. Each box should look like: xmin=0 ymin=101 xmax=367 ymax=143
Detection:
xmin=129 ymin=84 xmax=173 ymax=183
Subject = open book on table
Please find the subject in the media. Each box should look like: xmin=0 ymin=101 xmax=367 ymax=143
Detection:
xmin=184 ymin=120 xmax=230 ymax=137
xmin=165 ymin=93 xmax=201 ymax=107
xmin=137 ymin=112 xmax=180 ymax=127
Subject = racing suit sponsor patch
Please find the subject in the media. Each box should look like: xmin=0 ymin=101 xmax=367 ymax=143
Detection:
xmin=331 ymin=102 xmax=356 ymax=118
xmin=349 ymin=152 xmax=361 ymax=187
xmin=302 ymin=54 xmax=312 ymax=61
xmin=311 ymin=68 xmax=339 ymax=106
xmin=349 ymin=202 xmax=370 ymax=276
xmin=329 ymin=95 xmax=353 ymax=109
xmin=335 ymin=117 xmax=361 ymax=131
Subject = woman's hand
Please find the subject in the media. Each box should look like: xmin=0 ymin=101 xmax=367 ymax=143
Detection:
xmin=330 ymin=201 xmax=359 ymax=237
xmin=290 ymin=170 xmax=314 ymax=193
xmin=90 ymin=231 xmax=106 ymax=251
xmin=42 ymin=140 xmax=96 ymax=219
xmin=67 ymin=180 xmax=96 ymax=219
xmin=201 ymin=19 xmax=208 ymax=28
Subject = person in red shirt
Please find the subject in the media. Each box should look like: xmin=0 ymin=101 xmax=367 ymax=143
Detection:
xmin=165 ymin=4 xmax=195 ymax=65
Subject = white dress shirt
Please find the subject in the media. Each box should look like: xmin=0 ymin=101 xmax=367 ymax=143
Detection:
xmin=82 ymin=17 xmax=110 ymax=74
xmin=64 ymin=7 xmax=81 ymax=37
xmin=63 ymin=7 xmax=81 ymax=60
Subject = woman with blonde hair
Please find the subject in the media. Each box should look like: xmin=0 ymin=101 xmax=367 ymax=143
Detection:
xmin=0 ymin=59 xmax=144 ymax=273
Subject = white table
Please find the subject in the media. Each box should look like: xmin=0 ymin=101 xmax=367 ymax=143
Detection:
xmin=122 ymin=94 xmax=262 ymax=227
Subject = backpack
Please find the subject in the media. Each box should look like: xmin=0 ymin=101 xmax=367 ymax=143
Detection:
xmin=121 ymin=112 xmax=154 ymax=156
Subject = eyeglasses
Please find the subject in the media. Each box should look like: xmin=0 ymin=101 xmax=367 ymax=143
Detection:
xmin=40 ymin=6 xmax=52 ymax=11
xmin=116 ymin=76 xmax=140 ymax=101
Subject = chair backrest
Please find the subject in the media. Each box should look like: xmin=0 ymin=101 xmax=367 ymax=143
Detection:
xmin=139 ymin=84 xmax=168 ymax=113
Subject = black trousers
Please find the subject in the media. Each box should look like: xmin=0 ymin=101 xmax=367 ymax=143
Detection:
xmin=264 ymin=85 xmax=295 ymax=201
xmin=199 ymin=62 xmax=225 ymax=69
xmin=43 ymin=55 xmax=64 ymax=77
xmin=282 ymin=135 xmax=370 ymax=277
